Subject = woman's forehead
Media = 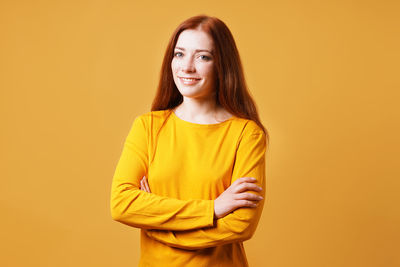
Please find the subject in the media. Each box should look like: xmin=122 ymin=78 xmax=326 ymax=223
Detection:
xmin=175 ymin=29 xmax=214 ymax=52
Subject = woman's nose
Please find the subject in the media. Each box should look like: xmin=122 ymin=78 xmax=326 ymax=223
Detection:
xmin=181 ymin=57 xmax=195 ymax=72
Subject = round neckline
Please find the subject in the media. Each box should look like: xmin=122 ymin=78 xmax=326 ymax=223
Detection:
xmin=170 ymin=109 xmax=236 ymax=128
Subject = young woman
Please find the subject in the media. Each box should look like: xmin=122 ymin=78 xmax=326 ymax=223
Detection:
xmin=111 ymin=14 xmax=269 ymax=267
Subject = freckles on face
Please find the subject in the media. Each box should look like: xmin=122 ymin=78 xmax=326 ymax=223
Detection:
xmin=171 ymin=29 xmax=216 ymax=98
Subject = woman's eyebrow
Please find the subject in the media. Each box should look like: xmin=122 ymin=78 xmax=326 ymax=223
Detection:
xmin=175 ymin=46 xmax=213 ymax=54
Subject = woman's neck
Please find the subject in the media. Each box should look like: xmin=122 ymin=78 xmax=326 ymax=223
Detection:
xmin=173 ymin=97 xmax=232 ymax=124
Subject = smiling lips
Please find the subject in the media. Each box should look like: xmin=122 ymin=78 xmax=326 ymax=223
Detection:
xmin=179 ymin=76 xmax=201 ymax=85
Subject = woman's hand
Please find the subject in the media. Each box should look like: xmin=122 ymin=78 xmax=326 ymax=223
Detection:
xmin=214 ymin=177 xmax=263 ymax=219
xmin=140 ymin=176 xmax=151 ymax=193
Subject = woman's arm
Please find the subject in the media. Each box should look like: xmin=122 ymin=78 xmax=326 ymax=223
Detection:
xmin=140 ymin=175 xmax=263 ymax=218
xmin=110 ymin=116 xmax=214 ymax=231
xmin=145 ymin=128 xmax=267 ymax=250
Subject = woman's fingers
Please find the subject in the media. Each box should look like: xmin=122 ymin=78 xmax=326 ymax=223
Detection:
xmin=213 ymin=176 xmax=264 ymax=219
xmin=140 ymin=177 xmax=148 ymax=192
xmin=139 ymin=176 xmax=151 ymax=193
xmin=230 ymin=177 xmax=263 ymax=210
xmin=231 ymin=177 xmax=262 ymax=193
xmin=237 ymin=199 xmax=259 ymax=208
xmin=236 ymin=192 xmax=263 ymax=201
xmin=140 ymin=177 xmax=145 ymax=191
xmin=143 ymin=176 xmax=151 ymax=193
xmin=234 ymin=182 xmax=262 ymax=193
xmin=234 ymin=192 xmax=263 ymax=209
xmin=232 ymin=177 xmax=256 ymax=186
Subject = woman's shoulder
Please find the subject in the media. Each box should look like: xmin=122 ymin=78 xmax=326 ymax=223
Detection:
xmin=134 ymin=109 xmax=170 ymax=122
xmin=243 ymin=119 xmax=264 ymax=135
xmin=132 ymin=109 xmax=173 ymax=132
xmin=228 ymin=115 xmax=264 ymax=136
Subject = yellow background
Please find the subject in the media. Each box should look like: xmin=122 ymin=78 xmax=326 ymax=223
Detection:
xmin=1 ymin=0 xmax=399 ymax=266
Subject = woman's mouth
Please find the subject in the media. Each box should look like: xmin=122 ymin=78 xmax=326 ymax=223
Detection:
xmin=179 ymin=77 xmax=201 ymax=85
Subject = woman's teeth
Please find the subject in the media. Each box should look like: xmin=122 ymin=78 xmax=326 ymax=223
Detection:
xmin=180 ymin=77 xmax=201 ymax=85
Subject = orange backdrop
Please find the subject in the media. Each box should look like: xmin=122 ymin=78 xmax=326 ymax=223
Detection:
xmin=1 ymin=0 xmax=399 ymax=266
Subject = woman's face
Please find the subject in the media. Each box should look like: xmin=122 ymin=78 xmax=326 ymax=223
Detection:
xmin=171 ymin=29 xmax=216 ymax=100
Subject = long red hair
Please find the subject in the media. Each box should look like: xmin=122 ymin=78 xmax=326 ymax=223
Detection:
xmin=151 ymin=14 xmax=269 ymax=141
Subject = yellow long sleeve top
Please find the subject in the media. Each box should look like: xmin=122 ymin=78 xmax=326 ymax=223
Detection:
xmin=110 ymin=108 xmax=267 ymax=267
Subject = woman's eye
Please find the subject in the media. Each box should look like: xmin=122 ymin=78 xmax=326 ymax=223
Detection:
xmin=200 ymin=55 xmax=211 ymax=60
xmin=173 ymin=52 xmax=211 ymax=61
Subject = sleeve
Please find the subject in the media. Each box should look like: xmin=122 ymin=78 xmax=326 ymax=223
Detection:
xmin=110 ymin=115 xmax=215 ymax=231
xmin=144 ymin=127 xmax=267 ymax=250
